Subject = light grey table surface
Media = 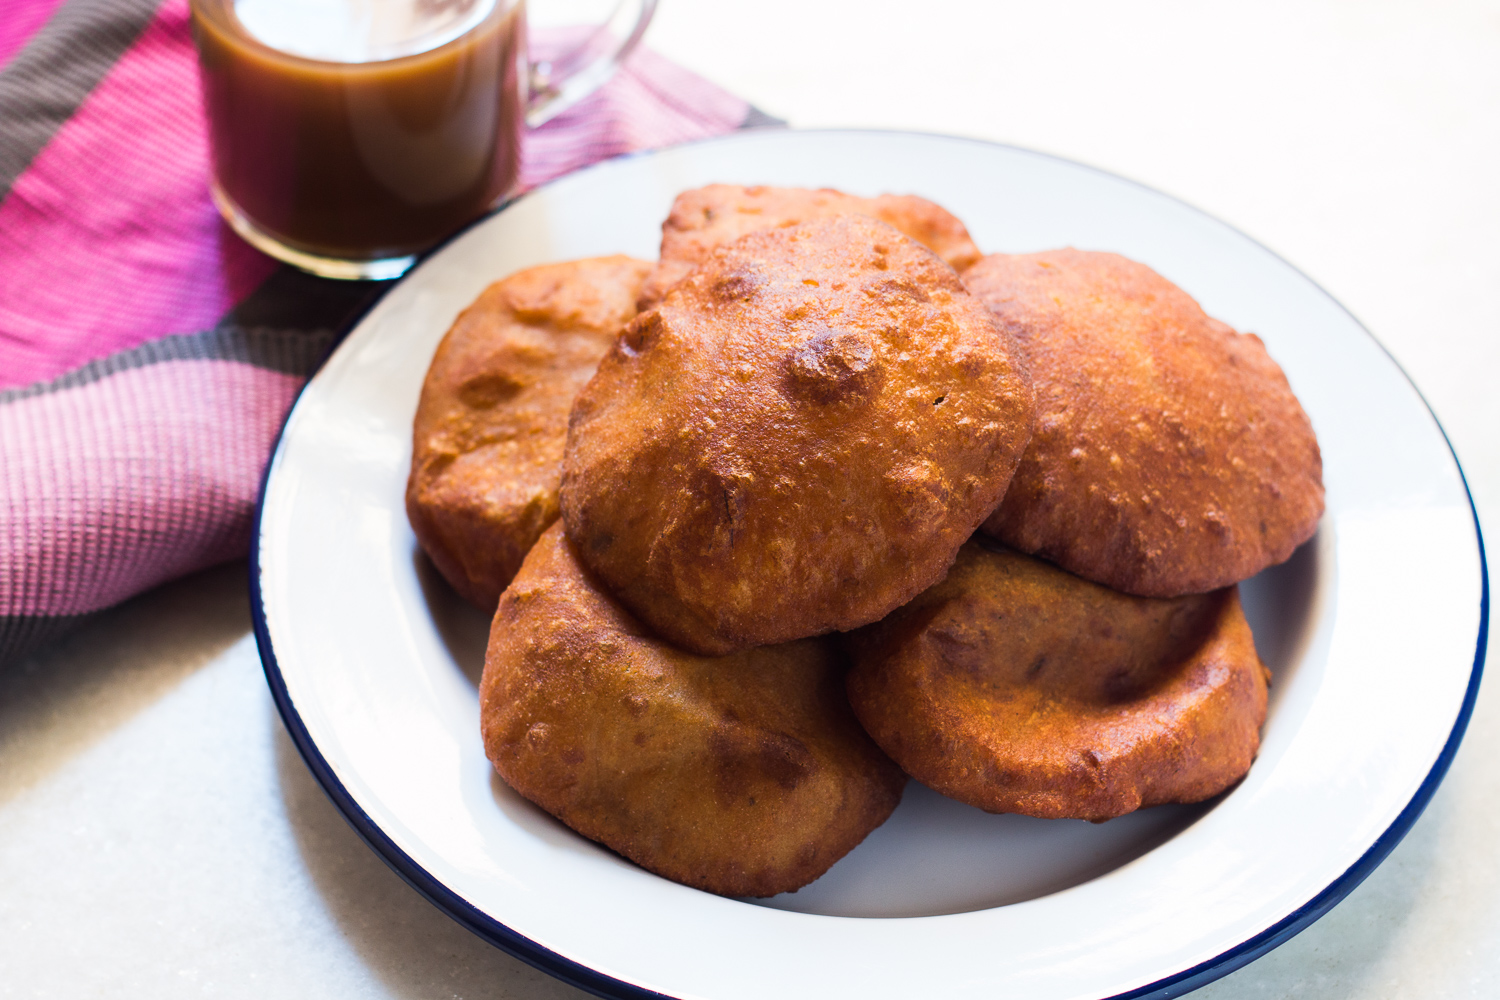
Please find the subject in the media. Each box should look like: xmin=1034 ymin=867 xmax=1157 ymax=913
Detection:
xmin=4 ymin=1 xmax=1498 ymax=996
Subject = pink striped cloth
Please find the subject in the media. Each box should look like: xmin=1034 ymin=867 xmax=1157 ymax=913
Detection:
xmin=0 ymin=0 xmax=768 ymax=665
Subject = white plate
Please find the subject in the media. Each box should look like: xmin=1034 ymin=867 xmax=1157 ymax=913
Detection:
xmin=251 ymin=130 xmax=1487 ymax=1000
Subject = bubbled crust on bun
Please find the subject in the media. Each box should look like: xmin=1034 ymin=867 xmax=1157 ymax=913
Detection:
xmin=637 ymin=184 xmax=983 ymax=309
xmin=561 ymin=216 xmax=1035 ymax=655
xmin=480 ymin=523 xmax=906 ymax=898
xmin=844 ymin=541 xmax=1270 ymax=822
xmin=965 ymin=249 xmax=1324 ymax=597
xmin=406 ymin=256 xmax=652 ymax=611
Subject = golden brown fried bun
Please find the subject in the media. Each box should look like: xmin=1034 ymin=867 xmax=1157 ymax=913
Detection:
xmin=637 ymin=184 xmax=983 ymax=309
xmin=845 ymin=541 xmax=1270 ymax=822
xmin=965 ymin=249 xmax=1324 ymax=597
xmin=480 ymin=523 xmax=906 ymax=897
xmin=561 ymin=216 xmax=1035 ymax=655
xmin=406 ymin=255 xmax=652 ymax=610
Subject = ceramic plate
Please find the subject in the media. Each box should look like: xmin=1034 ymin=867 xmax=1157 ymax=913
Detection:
xmin=251 ymin=130 xmax=1487 ymax=1000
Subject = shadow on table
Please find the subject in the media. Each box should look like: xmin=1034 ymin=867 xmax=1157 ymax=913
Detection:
xmin=0 ymin=561 xmax=250 ymax=807
xmin=274 ymin=723 xmax=589 ymax=1000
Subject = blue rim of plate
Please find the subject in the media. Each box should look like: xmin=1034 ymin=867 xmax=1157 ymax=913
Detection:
xmin=248 ymin=128 xmax=1490 ymax=1000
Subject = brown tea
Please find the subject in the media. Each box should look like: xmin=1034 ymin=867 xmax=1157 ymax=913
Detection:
xmin=191 ymin=0 xmax=525 ymax=266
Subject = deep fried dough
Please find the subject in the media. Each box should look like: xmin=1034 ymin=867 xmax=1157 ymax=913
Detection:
xmin=845 ymin=540 xmax=1270 ymax=821
xmin=561 ymin=216 xmax=1035 ymax=655
xmin=965 ymin=249 xmax=1324 ymax=597
xmin=480 ymin=523 xmax=906 ymax=897
xmin=406 ymin=256 xmax=651 ymax=610
xmin=637 ymin=184 xmax=983 ymax=309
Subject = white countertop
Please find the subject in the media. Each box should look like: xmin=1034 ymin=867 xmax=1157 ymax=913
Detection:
xmin=3 ymin=1 xmax=1497 ymax=996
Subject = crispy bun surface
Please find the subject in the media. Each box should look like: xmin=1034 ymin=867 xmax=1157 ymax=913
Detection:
xmin=480 ymin=523 xmax=906 ymax=898
xmin=964 ymin=249 xmax=1324 ymax=597
xmin=561 ymin=216 xmax=1035 ymax=655
xmin=637 ymin=184 xmax=982 ymax=309
xmin=406 ymin=255 xmax=651 ymax=610
xmin=845 ymin=541 xmax=1270 ymax=821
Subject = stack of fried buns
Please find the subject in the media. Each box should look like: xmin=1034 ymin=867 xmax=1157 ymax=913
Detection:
xmin=407 ymin=185 xmax=1324 ymax=898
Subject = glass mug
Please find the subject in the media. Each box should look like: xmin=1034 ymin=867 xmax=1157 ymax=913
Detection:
xmin=190 ymin=0 xmax=656 ymax=280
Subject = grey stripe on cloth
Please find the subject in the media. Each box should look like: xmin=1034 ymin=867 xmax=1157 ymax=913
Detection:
xmin=0 ymin=263 xmax=389 ymax=404
xmin=0 ymin=0 xmax=165 ymax=202
xmin=740 ymin=105 xmax=787 ymax=130
xmin=216 ymin=263 xmax=391 ymax=337
xmin=0 ymin=613 xmax=96 ymax=673
xmin=0 ymin=325 xmax=336 ymax=404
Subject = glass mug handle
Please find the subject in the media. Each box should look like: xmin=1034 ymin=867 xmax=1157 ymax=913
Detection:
xmin=525 ymin=0 xmax=659 ymax=127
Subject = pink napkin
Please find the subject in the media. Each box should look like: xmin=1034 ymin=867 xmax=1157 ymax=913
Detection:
xmin=0 ymin=0 xmax=772 ymax=665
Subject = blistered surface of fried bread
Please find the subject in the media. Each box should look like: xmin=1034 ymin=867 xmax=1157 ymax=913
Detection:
xmin=406 ymin=256 xmax=651 ymax=610
xmin=845 ymin=541 xmax=1269 ymax=821
xmin=637 ymin=184 xmax=983 ymax=309
xmin=561 ymin=216 xmax=1035 ymax=655
xmin=965 ymin=249 xmax=1324 ymax=597
xmin=480 ymin=523 xmax=906 ymax=898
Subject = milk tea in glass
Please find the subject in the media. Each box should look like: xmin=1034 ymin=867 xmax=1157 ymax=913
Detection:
xmin=191 ymin=0 xmax=655 ymax=279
